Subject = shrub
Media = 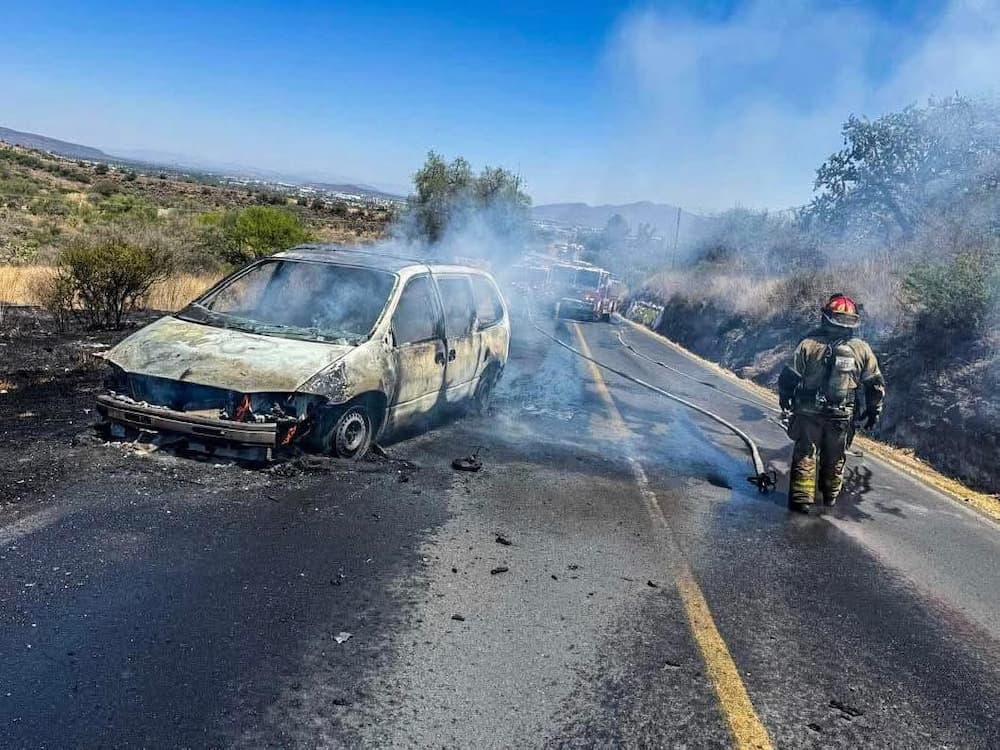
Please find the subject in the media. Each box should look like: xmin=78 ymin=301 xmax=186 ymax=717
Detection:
xmin=94 ymin=163 xmax=109 ymax=175
xmin=900 ymin=252 xmax=999 ymax=353
xmin=124 ymin=171 xmax=138 ymax=182
xmin=97 ymin=193 xmax=157 ymax=222
xmin=42 ymin=231 xmax=174 ymax=328
xmin=219 ymin=206 xmax=312 ymax=264
xmin=29 ymin=269 xmax=76 ymax=331
xmin=91 ymin=179 xmax=118 ymax=198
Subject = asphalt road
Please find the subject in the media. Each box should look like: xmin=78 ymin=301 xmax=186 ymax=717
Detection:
xmin=2 ymin=315 xmax=999 ymax=748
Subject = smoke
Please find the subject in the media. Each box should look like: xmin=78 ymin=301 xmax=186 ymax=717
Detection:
xmin=603 ymin=0 xmax=1000 ymax=212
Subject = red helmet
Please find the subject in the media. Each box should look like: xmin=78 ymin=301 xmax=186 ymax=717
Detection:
xmin=822 ymin=294 xmax=860 ymax=329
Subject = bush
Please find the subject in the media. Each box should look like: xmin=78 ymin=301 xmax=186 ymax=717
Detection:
xmin=219 ymin=206 xmax=312 ymax=264
xmin=97 ymin=193 xmax=157 ymax=222
xmin=30 ymin=270 xmax=76 ymax=331
xmin=900 ymin=252 xmax=999 ymax=353
xmin=40 ymin=231 xmax=174 ymax=328
xmin=124 ymin=171 xmax=138 ymax=182
xmin=91 ymin=179 xmax=118 ymax=198
xmin=94 ymin=163 xmax=109 ymax=175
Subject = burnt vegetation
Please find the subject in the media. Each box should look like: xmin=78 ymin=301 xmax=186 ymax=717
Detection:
xmin=633 ymin=95 xmax=1000 ymax=492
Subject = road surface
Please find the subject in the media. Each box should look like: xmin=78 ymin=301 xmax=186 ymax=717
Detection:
xmin=2 ymin=316 xmax=999 ymax=748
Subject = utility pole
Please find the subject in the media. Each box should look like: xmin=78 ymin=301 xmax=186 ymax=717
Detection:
xmin=671 ymin=206 xmax=682 ymax=268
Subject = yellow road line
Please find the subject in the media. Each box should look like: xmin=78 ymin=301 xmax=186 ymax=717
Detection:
xmin=571 ymin=323 xmax=773 ymax=750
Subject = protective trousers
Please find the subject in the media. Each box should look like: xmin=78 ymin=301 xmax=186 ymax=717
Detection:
xmin=788 ymin=414 xmax=852 ymax=506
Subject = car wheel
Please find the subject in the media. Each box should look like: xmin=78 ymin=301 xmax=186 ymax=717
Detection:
xmin=472 ymin=367 xmax=501 ymax=415
xmin=326 ymin=404 xmax=372 ymax=459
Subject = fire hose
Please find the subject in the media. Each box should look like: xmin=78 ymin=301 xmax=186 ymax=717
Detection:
xmin=529 ymin=314 xmax=777 ymax=493
xmin=615 ymin=330 xmax=781 ymax=415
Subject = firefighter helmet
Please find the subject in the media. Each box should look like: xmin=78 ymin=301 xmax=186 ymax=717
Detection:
xmin=821 ymin=294 xmax=861 ymax=329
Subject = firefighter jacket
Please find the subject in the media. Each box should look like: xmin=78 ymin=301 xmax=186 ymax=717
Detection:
xmin=777 ymin=329 xmax=885 ymax=420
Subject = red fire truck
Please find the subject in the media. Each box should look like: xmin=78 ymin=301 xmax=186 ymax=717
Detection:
xmin=549 ymin=262 xmax=622 ymax=322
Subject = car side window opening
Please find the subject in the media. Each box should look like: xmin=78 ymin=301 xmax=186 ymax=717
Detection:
xmin=437 ymin=276 xmax=477 ymax=337
xmin=470 ymin=277 xmax=504 ymax=328
xmin=393 ymin=276 xmax=442 ymax=345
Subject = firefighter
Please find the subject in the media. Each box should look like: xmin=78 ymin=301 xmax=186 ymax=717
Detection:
xmin=777 ymin=294 xmax=885 ymax=513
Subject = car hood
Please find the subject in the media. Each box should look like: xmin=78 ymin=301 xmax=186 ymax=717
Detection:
xmin=106 ymin=316 xmax=353 ymax=393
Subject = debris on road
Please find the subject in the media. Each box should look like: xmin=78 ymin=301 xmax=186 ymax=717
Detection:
xmin=334 ymin=632 xmax=352 ymax=644
xmin=490 ymin=566 xmax=509 ymax=575
xmin=496 ymin=534 xmax=512 ymax=546
xmin=830 ymin=699 xmax=864 ymax=718
xmin=452 ymin=455 xmax=483 ymax=472
xmin=451 ymin=614 xmax=466 ymax=622
xmin=647 ymin=580 xmax=659 ymax=588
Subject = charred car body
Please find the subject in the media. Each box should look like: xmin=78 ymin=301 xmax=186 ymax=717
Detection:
xmin=97 ymin=246 xmax=510 ymax=460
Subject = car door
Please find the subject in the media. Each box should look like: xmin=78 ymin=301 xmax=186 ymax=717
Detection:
xmin=388 ymin=275 xmax=447 ymax=429
xmin=469 ymin=274 xmax=509 ymax=379
xmin=435 ymin=274 xmax=481 ymax=402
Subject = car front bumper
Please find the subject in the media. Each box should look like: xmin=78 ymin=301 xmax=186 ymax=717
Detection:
xmin=96 ymin=394 xmax=279 ymax=448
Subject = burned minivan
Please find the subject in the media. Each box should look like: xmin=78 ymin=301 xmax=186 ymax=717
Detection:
xmin=96 ymin=246 xmax=510 ymax=460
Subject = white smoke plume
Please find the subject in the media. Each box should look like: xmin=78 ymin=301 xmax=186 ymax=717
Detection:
xmin=602 ymin=0 xmax=1000 ymax=212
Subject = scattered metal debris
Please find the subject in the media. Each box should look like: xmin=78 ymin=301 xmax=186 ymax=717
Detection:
xmin=334 ymin=631 xmax=352 ymax=644
xmin=490 ymin=566 xmax=509 ymax=575
xmin=646 ymin=580 xmax=659 ymax=588
xmin=452 ymin=446 xmax=486 ymax=472
xmin=830 ymin=699 xmax=864 ymax=718
xmin=451 ymin=614 xmax=466 ymax=622
xmin=496 ymin=534 xmax=512 ymax=546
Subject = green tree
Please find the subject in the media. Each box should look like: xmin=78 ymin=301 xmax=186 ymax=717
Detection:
xmin=804 ymin=96 xmax=1000 ymax=241
xmin=406 ymin=151 xmax=530 ymax=244
xmin=94 ymin=163 xmax=109 ymax=175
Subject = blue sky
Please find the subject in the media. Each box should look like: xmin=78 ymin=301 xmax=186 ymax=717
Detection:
xmin=2 ymin=0 xmax=996 ymax=210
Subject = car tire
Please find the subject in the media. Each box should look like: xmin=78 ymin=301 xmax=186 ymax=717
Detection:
xmin=471 ymin=366 xmax=501 ymax=415
xmin=324 ymin=404 xmax=373 ymax=459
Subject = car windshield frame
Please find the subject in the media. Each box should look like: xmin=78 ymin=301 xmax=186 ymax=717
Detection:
xmin=177 ymin=258 xmax=399 ymax=345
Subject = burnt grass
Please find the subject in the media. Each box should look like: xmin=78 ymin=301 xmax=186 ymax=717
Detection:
xmin=0 ymin=306 xmax=410 ymax=517
xmin=652 ymin=297 xmax=1000 ymax=495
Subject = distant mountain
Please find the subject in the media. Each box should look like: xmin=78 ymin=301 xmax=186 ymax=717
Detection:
xmin=533 ymin=200 xmax=715 ymax=241
xmin=0 ymin=126 xmax=110 ymax=161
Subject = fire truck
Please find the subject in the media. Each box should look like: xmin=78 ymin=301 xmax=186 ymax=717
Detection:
xmin=548 ymin=262 xmax=622 ymax=322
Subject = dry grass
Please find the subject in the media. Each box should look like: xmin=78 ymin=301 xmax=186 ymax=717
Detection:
xmin=0 ymin=264 xmax=221 ymax=313
xmin=0 ymin=265 xmax=52 ymax=306
xmin=147 ymin=272 xmax=221 ymax=311
xmin=643 ymin=269 xmax=783 ymax=319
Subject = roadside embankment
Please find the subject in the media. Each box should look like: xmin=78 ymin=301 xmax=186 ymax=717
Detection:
xmin=624 ymin=295 xmax=1000 ymax=499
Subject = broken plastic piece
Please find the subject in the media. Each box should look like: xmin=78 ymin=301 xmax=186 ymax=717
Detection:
xmin=452 ymin=455 xmax=482 ymax=472
xmin=334 ymin=631 xmax=352 ymax=644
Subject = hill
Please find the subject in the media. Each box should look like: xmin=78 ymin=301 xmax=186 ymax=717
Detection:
xmin=0 ymin=126 xmax=109 ymax=161
xmin=532 ymin=200 xmax=715 ymax=241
